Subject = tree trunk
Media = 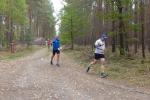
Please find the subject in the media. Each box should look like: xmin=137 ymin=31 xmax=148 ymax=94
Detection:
xmin=111 ymin=1 xmax=116 ymax=53
xmin=71 ymin=13 xmax=74 ymax=50
xmin=116 ymin=0 xmax=125 ymax=55
xmin=10 ymin=17 xmax=13 ymax=43
xmin=148 ymin=35 xmax=150 ymax=52
xmin=29 ymin=6 xmax=32 ymax=34
xmin=140 ymin=1 xmax=146 ymax=58
xmin=112 ymin=21 xmax=116 ymax=53
xmin=134 ymin=7 xmax=138 ymax=54
xmin=36 ymin=16 xmax=39 ymax=37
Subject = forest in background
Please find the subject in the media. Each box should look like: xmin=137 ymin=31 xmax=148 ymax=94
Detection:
xmin=0 ymin=0 xmax=55 ymax=51
xmin=59 ymin=0 xmax=150 ymax=86
xmin=60 ymin=0 xmax=150 ymax=59
xmin=1 ymin=0 xmax=150 ymax=59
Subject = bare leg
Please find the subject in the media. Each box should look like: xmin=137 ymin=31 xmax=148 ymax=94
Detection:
xmin=100 ymin=58 xmax=105 ymax=73
xmin=56 ymin=53 xmax=60 ymax=66
xmin=50 ymin=54 xmax=55 ymax=65
xmin=86 ymin=59 xmax=97 ymax=72
xmin=100 ymin=58 xmax=108 ymax=78
xmin=89 ymin=59 xmax=97 ymax=67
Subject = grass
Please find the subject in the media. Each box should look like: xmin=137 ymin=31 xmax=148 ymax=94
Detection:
xmin=0 ymin=45 xmax=40 ymax=61
xmin=64 ymin=46 xmax=150 ymax=88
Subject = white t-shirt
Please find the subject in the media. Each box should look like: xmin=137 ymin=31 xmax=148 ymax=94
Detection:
xmin=94 ymin=38 xmax=105 ymax=54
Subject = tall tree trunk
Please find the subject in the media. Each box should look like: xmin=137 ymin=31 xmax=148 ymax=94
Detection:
xmin=140 ymin=1 xmax=146 ymax=58
xmin=36 ymin=16 xmax=39 ymax=37
xmin=29 ymin=5 xmax=32 ymax=34
xmin=134 ymin=32 xmax=138 ymax=54
xmin=148 ymin=2 xmax=150 ymax=52
xmin=134 ymin=1 xmax=138 ymax=54
xmin=112 ymin=21 xmax=116 ymax=52
xmin=10 ymin=18 xmax=13 ymax=43
xmin=71 ymin=13 xmax=74 ymax=50
xmin=10 ymin=17 xmax=15 ymax=53
xmin=116 ymin=0 xmax=125 ymax=55
xmin=125 ymin=28 xmax=129 ymax=53
xmin=5 ymin=16 xmax=10 ymax=48
xmin=148 ymin=34 xmax=150 ymax=52
xmin=111 ymin=0 xmax=116 ymax=53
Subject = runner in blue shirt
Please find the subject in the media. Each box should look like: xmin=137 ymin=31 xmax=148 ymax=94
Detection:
xmin=50 ymin=36 xmax=60 ymax=67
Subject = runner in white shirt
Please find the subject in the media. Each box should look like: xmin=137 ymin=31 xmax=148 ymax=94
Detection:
xmin=86 ymin=33 xmax=108 ymax=78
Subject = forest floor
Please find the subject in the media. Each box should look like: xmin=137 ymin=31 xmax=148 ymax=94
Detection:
xmin=0 ymin=46 xmax=39 ymax=61
xmin=65 ymin=46 xmax=150 ymax=88
xmin=0 ymin=47 xmax=150 ymax=100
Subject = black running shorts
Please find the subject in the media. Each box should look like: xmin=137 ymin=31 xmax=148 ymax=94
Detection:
xmin=53 ymin=50 xmax=60 ymax=55
xmin=94 ymin=53 xmax=105 ymax=60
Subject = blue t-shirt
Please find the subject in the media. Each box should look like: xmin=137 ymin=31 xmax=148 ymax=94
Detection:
xmin=52 ymin=39 xmax=60 ymax=50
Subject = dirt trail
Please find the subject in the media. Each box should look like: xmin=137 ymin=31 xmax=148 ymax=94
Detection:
xmin=0 ymin=48 xmax=150 ymax=100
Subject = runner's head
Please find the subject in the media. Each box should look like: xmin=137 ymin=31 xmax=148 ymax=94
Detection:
xmin=100 ymin=33 xmax=108 ymax=41
xmin=55 ymin=35 xmax=59 ymax=40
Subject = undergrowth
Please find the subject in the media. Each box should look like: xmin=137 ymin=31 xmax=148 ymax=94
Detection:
xmin=64 ymin=45 xmax=150 ymax=88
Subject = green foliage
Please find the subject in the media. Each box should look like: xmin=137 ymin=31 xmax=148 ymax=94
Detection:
xmin=60 ymin=0 xmax=92 ymax=44
xmin=128 ymin=23 xmax=141 ymax=32
xmin=0 ymin=31 xmax=4 ymax=45
xmin=0 ymin=0 xmax=28 ymax=47
xmin=31 ymin=0 xmax=56 ymax=37
xmin=4 ymin=0 xmax=28 ymax=24
xmin=0 ymin=0 xmax=55 ymax=48
xmin=108 ymin=32 xmax=117 ymax=37
xmin=126 ymin=37 xmax=139 ymax=43
xmin=25 ymin=29 xmax=33 ymax=45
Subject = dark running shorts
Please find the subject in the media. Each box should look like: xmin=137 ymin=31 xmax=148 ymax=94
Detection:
xmin=53 ymin=50 xmax=60 ymax=55
xmin=94 ymin=53 xmax=105 ymax=60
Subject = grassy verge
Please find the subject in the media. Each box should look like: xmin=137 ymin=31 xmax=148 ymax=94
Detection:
xmin=0 ymin=45 xmax=40 ymax=61
xmin=64 ymin=46 xmax=150 ymax=88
